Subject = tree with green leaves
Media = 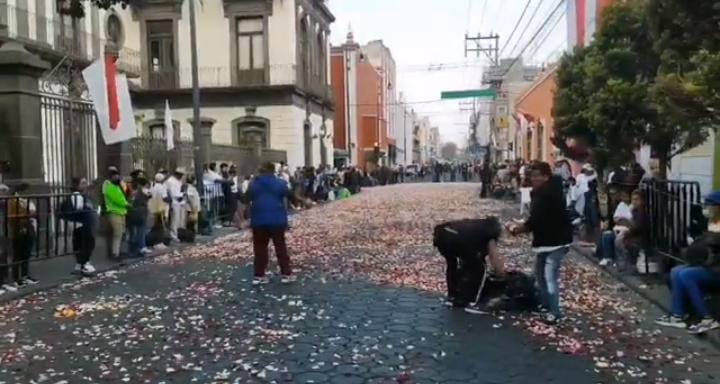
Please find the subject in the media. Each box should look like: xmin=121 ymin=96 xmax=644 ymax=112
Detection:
xmin=647 ymin=0 xmax=720 ymax=131
xmin=553 ymin=0 xmax=716 ymax=178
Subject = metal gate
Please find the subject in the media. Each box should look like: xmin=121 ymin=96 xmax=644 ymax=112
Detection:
xmin=39 ymin=59 xmax=98 ymax=189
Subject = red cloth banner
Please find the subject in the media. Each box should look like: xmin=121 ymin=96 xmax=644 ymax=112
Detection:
xmin=105 ymin=55 xmax=120 ymax=130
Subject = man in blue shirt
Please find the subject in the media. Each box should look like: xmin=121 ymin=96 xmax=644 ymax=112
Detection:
xmin=248 ymin=162 xmax=301 ymax=285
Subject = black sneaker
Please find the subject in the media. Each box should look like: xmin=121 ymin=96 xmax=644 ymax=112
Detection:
xmin=655 ymin=315 xmax=687 ymax=329
xmin=443 ymin=296 xmax=455 ymax=307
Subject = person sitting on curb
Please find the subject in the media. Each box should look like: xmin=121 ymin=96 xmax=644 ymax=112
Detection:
xmin=596 ymin=191 xmax=644 ymax=267
xmin=656 ymin=191 xmax=720 ymax=334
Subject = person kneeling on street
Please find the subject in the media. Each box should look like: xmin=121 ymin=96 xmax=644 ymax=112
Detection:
xmin=433 ymin=217 xmax=507 ymax=314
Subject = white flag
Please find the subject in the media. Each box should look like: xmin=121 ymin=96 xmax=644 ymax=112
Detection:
xmin=82 ymin=59 xmax=137 ymax=145
xmin=519 ymin=113 xmax=528 ymax=135
xmin=164 ymin=99 xmax=174 ymax=151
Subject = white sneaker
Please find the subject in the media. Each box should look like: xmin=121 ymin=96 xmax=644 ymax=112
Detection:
xmin=0 ymin=288 xmax=6 ymax=295
xmin=154 ymin=243 xmax=167 ymax=251
xmin=599 ymin=258 xmax=611 ymax=267
xmin=73 ymin=264 xmax=83 ymax=274
xmin=252 ymin=276 xmax=270 ymax=286
xmin=140 ymin=248 xmax=152 ymax=255
xmin=82 ymin=263 xmax=97 ymax=274
xmin=280 ymin=275 xmax=297 ymax=284
xmin=2 ymin=284 xmax=18 ymax=293
xmin=464 ymin=304 xmax=489 ymax=315
xmin=688 ymin=318 xmax=720 ymax=335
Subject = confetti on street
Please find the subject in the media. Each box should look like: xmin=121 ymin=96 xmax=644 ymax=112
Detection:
xmin=0 ymin=184 xmax=719 ymax=383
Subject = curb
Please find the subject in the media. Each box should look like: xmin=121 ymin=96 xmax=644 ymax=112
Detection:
xmin=570 ymin=243 xmax=720 ymax=350
xmin=0 ymin=226 xmax=237 ymax=306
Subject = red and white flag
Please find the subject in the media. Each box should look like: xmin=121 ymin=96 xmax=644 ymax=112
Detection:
xmin=82 ymin=57 xmax=137 ymax=145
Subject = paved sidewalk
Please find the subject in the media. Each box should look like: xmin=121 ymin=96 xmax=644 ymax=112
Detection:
xmin=0 ymin=227 xmax=237 ymax=304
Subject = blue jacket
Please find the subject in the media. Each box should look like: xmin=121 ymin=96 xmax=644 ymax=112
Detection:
xmin=248 ymin=175 xmax=290 ymax=229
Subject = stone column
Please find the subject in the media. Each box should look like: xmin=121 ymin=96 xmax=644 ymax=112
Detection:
xmin=188 ymin=117 xmax=216 ymax=169
xmin=0 ymin=42 xmax=50 ymax=190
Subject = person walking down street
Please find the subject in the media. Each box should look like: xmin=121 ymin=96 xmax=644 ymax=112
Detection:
xmin=6 ymin=183 xmax=38 ymax=288
xmin=508 ymin=162 xmax=572 ymax=325
xmin=480 ymin=163 xmax=492 ymax=198
xmin=65 ymin=177 xmax=98 ymax=276
xmin=248 ymin=162 xmax=301 ymax=285
xmin=127 ymin=177 xmax=151 ymax=258
xmin=103 ymin=168 xmax=131 ymax=261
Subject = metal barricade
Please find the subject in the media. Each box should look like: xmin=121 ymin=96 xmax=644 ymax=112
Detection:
xmin=202 ymin=182 xmax=236 ymax=227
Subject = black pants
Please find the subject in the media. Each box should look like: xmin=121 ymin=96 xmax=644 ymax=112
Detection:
xmin=73 ymin=225 xmax=95 ymax=266
xmin=436 ymin=243 xmax=486 ymax=305
xmin=12 ymin=229 xmax=34 ymax=283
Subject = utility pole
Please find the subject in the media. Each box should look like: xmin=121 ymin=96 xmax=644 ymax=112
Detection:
xmin=464 ymin=33 xmax=500 ymax=66
xmin=189 ymin=0 xmax=204 ymax=193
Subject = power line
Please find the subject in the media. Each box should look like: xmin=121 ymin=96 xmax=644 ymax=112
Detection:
xmin=508 ymin=0 xmax=546 ymax=58
xmin=466 ymin=0 xmax=474 ymax=33
xmin=527 ymin=6 xmax=566 ymax=62
xmin=478 ymin=0 xmax=489 ymax=31
xmin=499 ymin=0 xmax=532 ymax=57
xmin=501 ymin=0 xmax=566 ymax=77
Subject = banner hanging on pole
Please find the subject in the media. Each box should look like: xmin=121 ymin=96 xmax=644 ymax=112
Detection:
xmin=82 ymin=58 xmax=137 ymax=145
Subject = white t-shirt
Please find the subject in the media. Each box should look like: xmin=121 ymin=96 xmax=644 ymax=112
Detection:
xmin=164 ymin=176 xmax=183 ymax=201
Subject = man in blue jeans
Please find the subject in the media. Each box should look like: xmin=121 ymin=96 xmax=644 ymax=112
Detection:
xmin=656 ymin=191 xmax=720 ymax=334
xmin=509 ymin=162 xmax=573 ymax=325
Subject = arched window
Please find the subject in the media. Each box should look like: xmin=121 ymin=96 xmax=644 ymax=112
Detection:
xmin=237 ymin=125 xmax=268 ymax=148
xmin=232 ymin=109 xmax=270 ymax=148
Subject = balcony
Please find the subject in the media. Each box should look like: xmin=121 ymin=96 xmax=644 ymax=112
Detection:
xmin=139 ymin=65 xmax=334 ymax=102
xmin=0 ymin=3 xmax=140 ymax=76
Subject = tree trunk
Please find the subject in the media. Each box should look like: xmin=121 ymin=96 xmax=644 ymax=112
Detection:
xmin=657 ymin=150 xmax=669 ymax=180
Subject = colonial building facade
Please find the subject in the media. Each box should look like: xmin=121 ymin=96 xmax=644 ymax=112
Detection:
xmin=123 ymin=0 xmax=335 ymax=171
xmin=0 ymin=0 xmax=141 ymax=186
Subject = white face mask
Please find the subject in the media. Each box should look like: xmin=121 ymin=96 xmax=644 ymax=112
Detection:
xmin=703 ymin=208 xmax=711 ymax=218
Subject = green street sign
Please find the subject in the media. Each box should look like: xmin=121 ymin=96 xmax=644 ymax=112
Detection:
xmin=441 ymin=89 xmax=496 ymax=100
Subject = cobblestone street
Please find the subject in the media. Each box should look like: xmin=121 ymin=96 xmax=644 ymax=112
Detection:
xmin=1 ymin=184 xmax=719 ymax=383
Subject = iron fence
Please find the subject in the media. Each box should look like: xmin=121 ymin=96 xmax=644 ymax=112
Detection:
xmin=40 ymin=95 xmax=98 ymax=187
xmin=0 ymin=193 xmax=91 ymax=274
xmin=641 ymin=179 xmax=704 ymax=262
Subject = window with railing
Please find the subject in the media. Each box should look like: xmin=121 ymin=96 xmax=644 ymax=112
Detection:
xmin=235 ymin=17 xmax=266 ymax=85
xmin=146 ymin=20 xmax=177 ymax=89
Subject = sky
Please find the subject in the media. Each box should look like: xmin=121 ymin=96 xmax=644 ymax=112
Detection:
xmin=325 ymin=0 xmax=567 ymax=146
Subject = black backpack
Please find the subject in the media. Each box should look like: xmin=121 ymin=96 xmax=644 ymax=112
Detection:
xmin=58 ymin=196 xmax=82 ymax=223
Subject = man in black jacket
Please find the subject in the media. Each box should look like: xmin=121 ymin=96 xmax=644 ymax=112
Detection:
xmin=509 ymin=162 xmax=573 ymax=324
xmin=433 ymin=217 xmax=506 ymax=313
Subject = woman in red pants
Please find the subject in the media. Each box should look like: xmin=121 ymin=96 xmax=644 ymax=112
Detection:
xmin=247 ymin=162 xmax=302 ymax=285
